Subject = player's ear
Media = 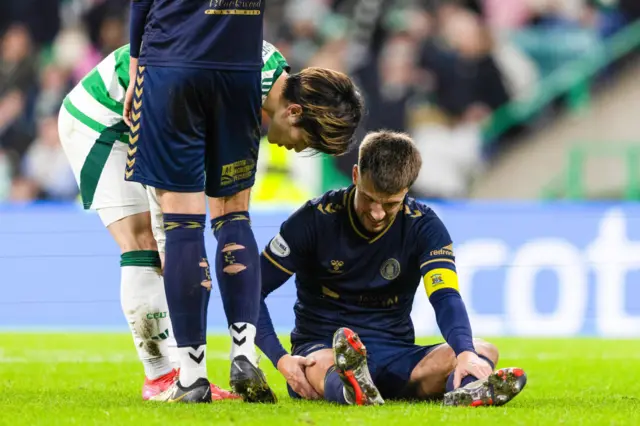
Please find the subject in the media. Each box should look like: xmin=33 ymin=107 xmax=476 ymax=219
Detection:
xmin=352 ymin=164 xmax=359 ymax=185
xmin=287 ymin=104 xmax=302 ymax=120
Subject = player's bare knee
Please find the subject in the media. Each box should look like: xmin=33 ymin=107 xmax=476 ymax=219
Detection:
xmin=439 ymin=345 xmax=457 ymax=375
xmin=313 ymin=353 xmax=335 ymax=372
xmin=474 ymin=338 xmax=499 ymax=366
xmin=118 ymin=230 xmax=157 ymax=252
xmin=159 ymin=190 xmax=205 ymax=214
xmin=210 ymin=188 xmax=251 ymax=216
xmin=139 ymin=231 xmax=158 ymax=250
xmin=303 ymin=349 xmax=335 ymax=394
xmin=412 ymin=344 xmax=455 ymax=383
xmin=221 ymin=243 xmax=248 ymax=275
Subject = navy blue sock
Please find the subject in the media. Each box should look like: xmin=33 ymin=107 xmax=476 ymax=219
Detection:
xmin=211 ymin=212 xmax=261 ymax=361
xmin=446 ymin=355 xmax=495 ymax=392
xmin=324 ymin=366 xmax=348 ymax=404
xmin=163 ymin=214 xmax=210 ymax=347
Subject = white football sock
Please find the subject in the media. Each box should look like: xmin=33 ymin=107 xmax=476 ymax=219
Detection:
xmin=166 ymin=334 xmax=179 ymax=370
xmin=229 ymin=323 xmax=258 ymax=366
xmin=177 ymin=345 xmax=207 ymax=387
xmin=120 ymin=255 xmax=173 ymax=380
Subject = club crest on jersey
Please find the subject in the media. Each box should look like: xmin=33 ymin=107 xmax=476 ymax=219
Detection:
xmin=431 ymin=273 xmax=444 ymax=285
xmin=380 ymin=258 xmax=401 ymax=280
xmin=270 ymin=233 xmax=290 ymax=258
xmin=329 ymin=260 xmax=344 ymax=274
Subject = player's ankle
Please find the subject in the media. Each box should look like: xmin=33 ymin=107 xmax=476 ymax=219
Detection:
xmin=143 ymin=357 xmax=173 ymax=380
xmin=324 ymin=366 xmax=349 ymax=405
xmin=230 ymin=323 xmax=258 ymax=366
xmin=342 ymin=387 xmax=355 ymax=405
xmin=177 ymin=346 xmax=208 ymax=387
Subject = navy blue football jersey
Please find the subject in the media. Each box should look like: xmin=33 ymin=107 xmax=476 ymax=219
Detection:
xmin=140 ymin=0 xmax=264 ymax=70
xmin=263 ymin=186 xmax=459 ymax=347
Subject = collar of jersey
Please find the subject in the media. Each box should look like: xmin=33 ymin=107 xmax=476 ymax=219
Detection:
xmin=347 ymin=186 xmax=397 ymax=244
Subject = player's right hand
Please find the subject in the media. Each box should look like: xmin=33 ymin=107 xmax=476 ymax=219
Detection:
xmin=123 ymin=82 xmax=135 ymax=128
xmin=123 ymin=56 xmax=139 ymax=128
xmin=452 ymin=351 xmax=493 ymax=389
xmin=276 ymin=354 xmax=321 ymax=400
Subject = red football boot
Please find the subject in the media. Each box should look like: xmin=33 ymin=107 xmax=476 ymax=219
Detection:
xmin=142 ymin=369 xmax=179 ymax=400
xmin=332 ymin=327 xmax=384 ymax=406
xmin=210 ymin=383 xmax=241 ymax=400
xmin=443 ymin=367 xmax=528 ymax=407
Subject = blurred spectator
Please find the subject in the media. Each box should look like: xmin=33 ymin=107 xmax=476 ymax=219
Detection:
xmin=505 ymin=1 xmax=604 ymax=78
xmin=35 ymin=64 xmax=70 ymax=119
xmin=0 ymin=149 xmax=12 ymax=201
xmin=53 ymin=27 xmax=100 ymax=85
xmin=410 ymin=105 xmax=484 ymax=198
xmin=0 ymin=0 xmax=61 ymax=46
xmin=0 ymin=24 xmax=37 ymax=160
xmin=421 ymin=5 xmax=510 ymax=119
xmin=19 ymin=115 xmax=77 ymax=201
xmin=9 ymin=176 xmax=40 ymax=202
xmin=82 ymin=0 xmax=129 ymax=49
xmin=619 ymin=0 xmax=640 ymax=22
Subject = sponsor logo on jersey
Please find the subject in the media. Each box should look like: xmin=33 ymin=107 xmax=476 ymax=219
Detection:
xmin=329 ymin=260 xmax=344 ymax=274
xmin=206 ymin=0 xmax=262 ymax=15
xmin=429 ymin=243 xmax=454 ymax=257
xmin=270 ymin=233 xmax=290 ymax=257
xmin=358 ymin=294 xmax=399 ymax=308
xmin=220 ymin=159 xmax=256 ymax=187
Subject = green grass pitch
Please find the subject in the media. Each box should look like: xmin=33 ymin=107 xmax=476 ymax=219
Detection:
xmin=1 ymin=334 xmax=639 ymax=426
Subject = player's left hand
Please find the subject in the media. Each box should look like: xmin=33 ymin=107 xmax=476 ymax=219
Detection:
xmin=452 ymin=351 xmax=493 ymax=389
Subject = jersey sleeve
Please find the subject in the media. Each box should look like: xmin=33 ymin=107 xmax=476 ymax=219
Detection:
xmin=262 ymin=41 xmax=290 ymax=72
xmin=416 ymin=212 xmax=459 ymax=298
xmin=113 ymin=45 xmax=132 ymax=98
xmin=262 ymin=201 xmax=316 ymax=276
xmin=415 ymin=209 xmax=475 ymax=355
xmin=261 ymin=41 xmax=290 ymax=103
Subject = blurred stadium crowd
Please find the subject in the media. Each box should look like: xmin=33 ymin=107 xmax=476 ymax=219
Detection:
xmin=0 ymin=0 xmax=638 ymax=202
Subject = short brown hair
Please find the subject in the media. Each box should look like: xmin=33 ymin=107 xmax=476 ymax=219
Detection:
xmin=282 ymin=67 xmax=364 ymax=156
xmin=358 ymin=130 xmax=422 ymax=194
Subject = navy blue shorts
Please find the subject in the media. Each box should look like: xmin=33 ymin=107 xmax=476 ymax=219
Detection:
xmin=289 ymin=339 xmax=444 ymax=400
xmin=125 ymin=65 xmax=261 ymax=197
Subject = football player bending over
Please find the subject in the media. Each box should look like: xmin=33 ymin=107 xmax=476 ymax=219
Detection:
xmin=58 ymin=41 xmax=363 ymax=401
xmin=257 ymin=130 xmax=527 ymax=406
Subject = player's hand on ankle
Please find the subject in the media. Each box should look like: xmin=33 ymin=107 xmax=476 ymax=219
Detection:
xmin=277 ymin=354 xmax=321 ymax=400
xmin=452 ymin=351 xmax=493 ymax=389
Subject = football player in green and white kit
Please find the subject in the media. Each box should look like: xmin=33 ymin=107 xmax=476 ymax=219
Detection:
xmin=58 ymin=41 xmax=364 ymax=400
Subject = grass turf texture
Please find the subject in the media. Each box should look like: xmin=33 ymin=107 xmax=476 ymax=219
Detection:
xmin=1 ymin=335 xmax=639 ymax=426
